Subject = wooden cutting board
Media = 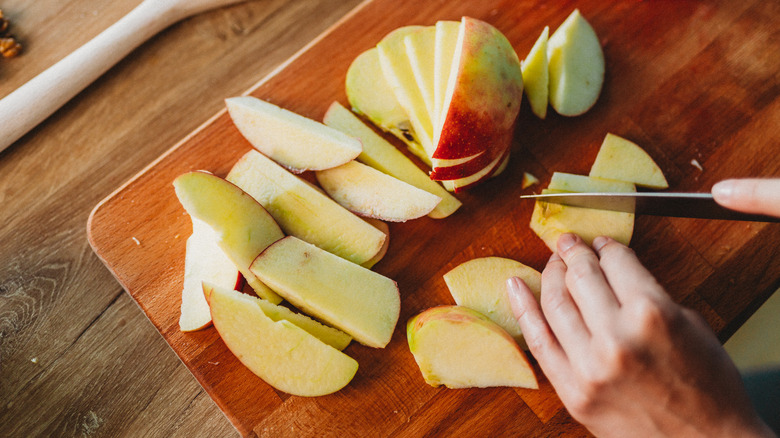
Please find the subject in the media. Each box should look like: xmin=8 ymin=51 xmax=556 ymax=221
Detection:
xmin=87 ymin=0 xmax=780 ymax=436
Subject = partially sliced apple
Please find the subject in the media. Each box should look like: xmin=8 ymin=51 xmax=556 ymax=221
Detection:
xmin=250 ymin=236 xmax=400 ymax=348
xmin=405 ymin=26 xmax=437 ymax=120
xmin=433 ymin=20 xmax=461 ymax=133
xmin=173 ymin=171 xmax=284 ymax=303
xmin=521 ymin=26 xmax=549 ymax=119
xmin=323 ymin=101 xmax=461 ymax=218
xmin=407 ymin=306 xmax=538 ymax=389
xmin=547 ymin=9 xmax=604 ymax=116
xmin=203 ymin=283 xmax=358 ymax=397
xmin=179 ymin=218 xmax=243 ymax=332
xmin=226 ymin=150 xmax=386 ymax=266
xmin=226 ymin=96 xmax=361 ymax=173
xmin=530 ymin=172 xmax=635 ymax=251
xmin=589 ymin=133 xmax=669 ymax=189
xmin=443 ymin=257 xmax=541 ymax=349
xmin=315 ymin=160 xmax=442 ymax=222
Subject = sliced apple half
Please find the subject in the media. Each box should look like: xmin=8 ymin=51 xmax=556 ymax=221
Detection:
xmin=433 ymin=20 xmax=461 ymax=133
xmin=530 ymin=172 xmax=635 ymax=251
xmin=521 ymin=26 xmax=550 ymax=119
xmin=547 ymin=9 xmax=604 ymax=116
xmin=315 ymin=160 xmax=442 ymax=222
xmin=203 ymin=283 xmax=358 ymax=397
xmin=589 ymin=133 xmax=669 ymax=189
xmin=173 ymin=171 xmax=284 ymax=303
xmin=250 ymin=236 xmax=400 ymax=348
xmin=407 ymin=305 xmax=538 ymax=389
xmin=179 ymin=218 xmax=243 ymax=332
xmin=443 ymin=257 xmax=541 ymax=349
xmin=226 ymin=96 xmax=361 ymax=173
xmin=226 ymin=150 xmax=386 ymax=266
xmin=323 ymin=101 xmax=461 ymax=218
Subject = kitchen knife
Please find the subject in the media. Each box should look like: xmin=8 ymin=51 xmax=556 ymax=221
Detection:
xmin=520 ymin=192 xmax=780 ymax=222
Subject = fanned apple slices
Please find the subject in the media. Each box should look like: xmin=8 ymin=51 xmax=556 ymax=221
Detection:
xmin=347 ymin=17 xmax=524 ymax=192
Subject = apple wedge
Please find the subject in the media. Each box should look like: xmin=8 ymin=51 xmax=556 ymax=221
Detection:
xmin=405 ymin=26 xmax=437 ymax=120
xmin=179 ymin=218 xmax=243 ymax=332
xmin=443 ymin=257 xmax=541 ymax=349
xmin=433 ymin=20 xmax=461 ymax=133
xmin=521 ymin=26 xmax=549 ymax=119
xmin=361 ymin=217 xmax=389 ymax=269
xmin=226 ymin=150 xmax=386 ymax=266
xmin=407 ymin=306 xmax=538 ymax=389
xmin=530 ymin=172 xmax=635 ymax=251
xmin=250 ymin=236 xmax=400 ymax=348
xmin=323 ymin=101 xmax=461 ymax=218
xmin=203 ymin=283 xmax=358 ymax=397
xmin=225 ymin=96 xmax=361 ymax=173
xmin=547 ymin=9 xmax=604 ymax=116
xmin=315 ymin=161 xmax=441 ymax=222
xmin=173 ymin=171 xmax=284 ymax=303
xmin=589 ymin=133 xmax=669 ymax=189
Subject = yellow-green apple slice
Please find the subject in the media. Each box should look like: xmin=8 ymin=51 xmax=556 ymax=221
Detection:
xmin=377 ymin=26 xmax=436 ymax=157
xmin=405 ymin=26 xmax=437 ymax=120
xmin=433 ymin=20 xmax=460 ymax=132
xmin=434 ymin=17 xmax=523 ymax=163
xmin=361 ymin=218 xmax=389 ymax=269
xmin=323 ymin=101 xmax=461 ymax=218
xmin=407 ymin=306 xmax=538 ymax=389
xmin=315 ymin=161 xmax=441 ymax=222
xmin=547 ymin=9 xmax=604 ymax=116
xmin=173 ymin=171 xmax=284 ymax=304
xmin=203 ymin=283 xmax=358 ymax=396
xmin=250 ymin=236 xmax=400 ymax=348
xmin=443 ymin=257 xmax=541 ymax=349
xmin=226 ymin=150 xmax=386 ymax=265
xmin=345 ymin=48 xmax=430 ymax=165
xmin=530 ymin=172 xmax=635 ymax=251
xmin=179 ymin=218 xmax=243 ymax=332
xmin=225 ymin=96 xmax=361 ymax=173
xmin=521 ymin=26 xmax=549 ymax=119
xmin=589 ymin=133 xmax=668 ymax=189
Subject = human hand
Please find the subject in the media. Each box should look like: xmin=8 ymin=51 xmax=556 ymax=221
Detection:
xmin=506 ymin=233 xmax=774 ymax=438
xmin=712 ymin=178 xmax=780 ymax=217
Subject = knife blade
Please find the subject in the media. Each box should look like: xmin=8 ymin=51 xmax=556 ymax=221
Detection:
xmin=520 ymin=192 xmax=780 ymax=222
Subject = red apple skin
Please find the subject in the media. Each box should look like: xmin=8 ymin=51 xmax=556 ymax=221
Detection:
xmin=430 ymin=130 xmax=511 ymax=181
xmin=433 ymin=17 xmax=523 ymax=161
xmin=450 ymin=147 xmax=511 ymax=193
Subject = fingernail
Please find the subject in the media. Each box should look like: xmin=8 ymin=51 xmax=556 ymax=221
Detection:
xmin=712 ymin=180 xmax=734 ymax=202
xmin=558 ymin=233 xmax=577 ymax=253
xmin=593 ymin=236 xmax=609 ymax=251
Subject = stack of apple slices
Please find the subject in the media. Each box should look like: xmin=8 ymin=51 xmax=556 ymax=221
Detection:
xmin=530 ymin=133 xmax=668 ymax=251
xmin=347 ymin=17 xmax=524 ymax=192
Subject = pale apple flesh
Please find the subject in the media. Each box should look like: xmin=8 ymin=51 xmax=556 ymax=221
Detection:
xmin=315 ymin=160 xmax=442 ymax=222
xmin=407 ymin=306 xmax=538 ymax=389
xmin=173 ymin=171 xmax=284 ymax=304
xmin=433 ymin=20 xmax=461 ymax=133
xmin=405 ymin=27 xmax=437 ymax=120
xmin=443 ymin=257 xmax=541 ymax=349
xmin=589 ymin=133 xmax=669 ymax=189
xmin=203 ymin=283 xmax=358 ymax=397
xmin=250 ymin=236 xmax=400 ymax=348
xmin=521 ymin=26 xmax=550 ymax=119
xmin=226 ymin=96 xmax=362 ymax=174
xmin=360 ymin=217 xmax=390 ymax=269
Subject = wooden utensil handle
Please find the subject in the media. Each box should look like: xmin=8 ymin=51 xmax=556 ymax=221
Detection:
xmin=0 ymin=1 xmax=182 ymax=154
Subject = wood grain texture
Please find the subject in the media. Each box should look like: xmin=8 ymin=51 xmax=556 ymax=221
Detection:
xmin=0 ymin=0 xmax=361 ymax=436
xmin=84 ymin=0 xmax=780 ymax=436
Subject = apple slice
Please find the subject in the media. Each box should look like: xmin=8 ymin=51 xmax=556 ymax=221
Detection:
xmin=530 ymin=172 xmax=635 ymax=251
xmin=547 ymin=9 xmax=604 ymax=116
xmin=589 ymin=133 xmax=669 ymax=189
xmin=433 ymin=20 xmax=461 ymax=133
xmin=173 ymin=171 xmax=284 ymax=303
xmin=345 ymin=47 xmax=430 ymax=165
xmin=323 ymin=101 xmax=461 ymax=218
xmin=225 ymin=96 xmax=361 ymax=173
xmin=315 ymin=161 xmax=441 ymax=222
xmin=443 ymin=257 xmax=541 ymax=349
xmin=521 ymin=26 xmax=550 ymax=119
xmin=434 ymin=17 xmax=523 ymax=162
xmin=446 ymin=147 xmax=510 ymax=192
xmin=361 ymin=217 xmax=389 ymax=269
xmin=226 ymin=150 xmax=386 ymax=266
xmin=203 ymin=283 xmax=358 ymax=397
xmin=405 ymin=26 xmax=437 ymax=120
xmin=179 ymin=218 xmax=243 ymax=332
xmin=250 ymin=236 xmax=400 ymax=348
xmin=407 ymin=306 xmax=538 ymax=389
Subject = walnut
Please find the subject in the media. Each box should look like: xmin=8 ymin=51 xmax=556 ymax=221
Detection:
xmin=0 ymin=9 xmax=22 ymax=58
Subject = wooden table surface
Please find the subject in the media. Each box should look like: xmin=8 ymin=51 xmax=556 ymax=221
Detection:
xmin=0 ymin=0 xmax=361 ymax=436
xmin=2 ymin=0 xmax=780 ymax=436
